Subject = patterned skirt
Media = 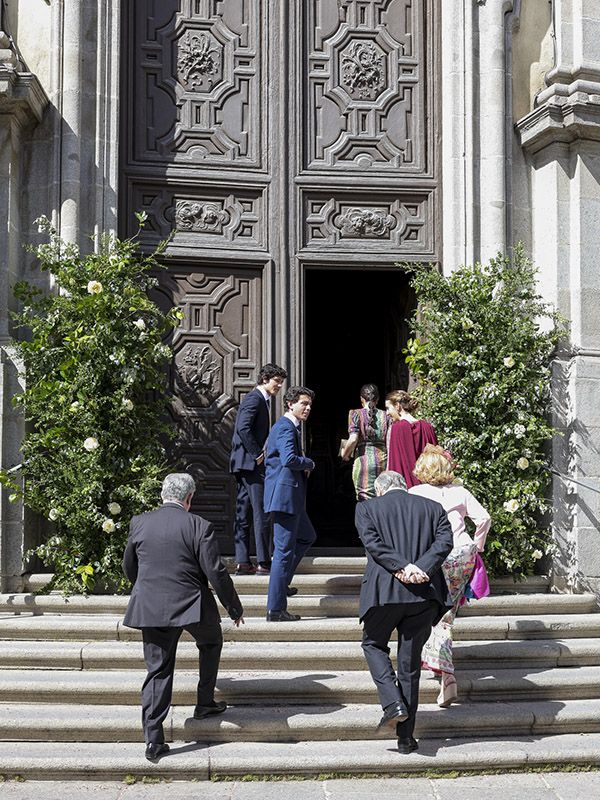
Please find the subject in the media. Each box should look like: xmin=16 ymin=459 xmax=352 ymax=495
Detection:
xmin=352 ymin=442 xmax=387 ymax=501
xmin=421 ymin=542 xmax=479 ymax=674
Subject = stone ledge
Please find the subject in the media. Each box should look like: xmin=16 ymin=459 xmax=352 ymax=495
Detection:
xmin=517 ymin=92 xmax=600 ymax=155
xmin=0 ymin=65 xmax=47 ymax=126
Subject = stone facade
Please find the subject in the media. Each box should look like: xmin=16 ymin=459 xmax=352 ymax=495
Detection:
xmin=0 ymin=0 xmax=599 ymax=593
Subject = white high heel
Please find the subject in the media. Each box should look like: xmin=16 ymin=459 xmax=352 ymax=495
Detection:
xmin=437 ymin=672 xmax=458 ymax=708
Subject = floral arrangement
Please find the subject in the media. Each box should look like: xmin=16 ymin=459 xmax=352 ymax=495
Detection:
xmin=402 ymin=246 xmax=566 ymax=577
xmin=0 ymin=214 xmax=181 ymax=593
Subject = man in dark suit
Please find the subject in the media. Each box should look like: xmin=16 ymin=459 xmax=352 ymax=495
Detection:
xmin=355 ymin=470 xmax=453 ymax=754
xmin=264 ymin=386 xmax=317 ymax=621
xmin=123 ymin=473 xmax=244 ymax=762
xmin=230 ymin=363 xmax=288 ymax=575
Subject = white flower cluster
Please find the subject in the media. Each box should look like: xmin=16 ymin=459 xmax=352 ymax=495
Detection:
xmin=83 ymin=437 xmax=99 ymax=451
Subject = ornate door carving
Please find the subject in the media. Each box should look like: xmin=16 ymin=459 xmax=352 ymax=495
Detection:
xmin=120 ymin=0 xmax=439 ymax=548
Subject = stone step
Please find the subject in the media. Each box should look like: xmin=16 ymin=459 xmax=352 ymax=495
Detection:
xmin=1 ymin=666 xmax=598 ymax=705
xmin=0 ymin=733 xmax=597 ymax=780
xmin=2 ymin=612 xmax=600 ymax=642
xmin=3 ymin=637 xmax=600 ymax=671
xmin=23 ymin=564 xmax=553 ymax=589
xmin=0 ymin=591 xmax=594 ymax=617
xmin=0 ymin=698 xmax=598 ymax=742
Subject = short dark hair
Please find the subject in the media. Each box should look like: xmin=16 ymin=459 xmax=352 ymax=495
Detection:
xmin=258 ymin=363 xmax=287 ymax=384
xmin=284 ymin=385 xmax=315 ymax=408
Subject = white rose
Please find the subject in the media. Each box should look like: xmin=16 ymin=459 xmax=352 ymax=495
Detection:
xmin=503 ymin=499 xmax=520 ymax=513
xmin=532 ymin=550 xmax=543 ymax=560
xmin=49 ymin=508 xmax=59 ymax=521
xmin=87 ymin=280 xmax=103 ymax=295
xmin=108 ymin=502 xmax=121 ymax=516
xmin=517 ymin=457 xmax=529 ymax=470
xmin=133 ymin=318 xmax=146 ymax=331
xmin=503 ymin=356 xmax=515 ymax=368
xmin=121 ymin=398 xmax=134 ymax=411
xmin=83 ymin=437 xmax=99 ymax=451
xmin=102 ymin=519 xmax=116 ymax=534
xmin=70 ymin=401 xmax=81 ymax=412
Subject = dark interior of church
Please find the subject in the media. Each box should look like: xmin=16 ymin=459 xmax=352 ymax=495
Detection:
xmin=304 ymin=267 xmax=415 ymax=547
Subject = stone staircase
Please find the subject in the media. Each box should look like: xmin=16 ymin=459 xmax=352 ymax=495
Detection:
xmin=0 ymin=557 xmax=599 ymax=780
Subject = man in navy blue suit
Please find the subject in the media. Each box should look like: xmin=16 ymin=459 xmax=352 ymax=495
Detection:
xmin=230 ymin=363 xmax=287 ymax=575
xmin=264 ymin=386 xmax=317 ymax=621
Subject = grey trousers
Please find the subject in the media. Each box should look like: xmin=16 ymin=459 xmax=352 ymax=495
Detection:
xmin=141 ymin=620 xmax=223 ymax=745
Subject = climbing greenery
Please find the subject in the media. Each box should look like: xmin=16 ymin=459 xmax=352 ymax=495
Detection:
xmin=0 ymin=214 xmax=181 ymax=593
xmin=402 ymin=246 xmax=567 ymax=577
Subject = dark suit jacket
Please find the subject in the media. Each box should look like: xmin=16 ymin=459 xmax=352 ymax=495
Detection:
xmin=230 ymin=388 xmax=270 ymax=473
xmin=122 ymin=503 xmax=243 ymax=629
xmin=355 ymin=489 xmax=453 ymax=622
xmin=264 ymin=416 xmax=315 ymax=515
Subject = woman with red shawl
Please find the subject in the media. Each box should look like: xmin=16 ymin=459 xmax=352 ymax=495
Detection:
xmin=385 ymin=390 xmax=437 ymax=488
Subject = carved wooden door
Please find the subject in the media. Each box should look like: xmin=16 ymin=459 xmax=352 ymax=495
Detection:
xmin=120 ymin=1 xmax=439 ymax=549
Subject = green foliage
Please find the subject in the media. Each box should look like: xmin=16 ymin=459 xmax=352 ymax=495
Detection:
xmin=0 ymin=215 xmax=181 ymax=593
xmin=400 ymin=246 xmax=567 ymax=577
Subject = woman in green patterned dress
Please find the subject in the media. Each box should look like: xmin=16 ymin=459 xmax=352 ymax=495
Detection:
xmin=341 ymin=384 xmax=389 ymax=501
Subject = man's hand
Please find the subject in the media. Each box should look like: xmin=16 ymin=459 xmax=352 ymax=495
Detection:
xmin=255 ymin=453 xmax=265 ymax=466
xmin=394 ymin=564 xmax=429 ymax=584
xmin=233 ymin=616 xmax=245 ymax=627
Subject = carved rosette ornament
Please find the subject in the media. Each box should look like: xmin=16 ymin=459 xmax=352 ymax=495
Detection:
xmin=337 ymin=207 xmax=395 ymax=237
xmin=177 ymin=30 xmax=221 ymax=92
xmin=341 ymin=41 xmax=385 ymax=100
xmin=175 ymin=201 xmax=230 ymax=233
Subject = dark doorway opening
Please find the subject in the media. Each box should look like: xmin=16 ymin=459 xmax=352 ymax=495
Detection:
xmin=305 ymin=268 xmax=415 ymax=547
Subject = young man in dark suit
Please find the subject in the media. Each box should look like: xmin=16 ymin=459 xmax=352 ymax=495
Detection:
xmin=355 ymin=470 xmax=453 ymax=754
xmin=264 ymin=386 xmax=317 ymax=621
xmin=123 ymin=473 xmax=244 ymax=762
xmin=229 ymin=363 xmax=287 ymax=575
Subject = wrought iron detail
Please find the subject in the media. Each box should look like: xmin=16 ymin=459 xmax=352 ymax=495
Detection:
xmin=177 ymin=31 xmax=220 ymax=91
xmin=341 ymin=41 xmax=385 ymax=100
xmin=337 ymin=207 xmax=395 ymax=237
xmin=175 ymin=201 xmax=230 ymax=233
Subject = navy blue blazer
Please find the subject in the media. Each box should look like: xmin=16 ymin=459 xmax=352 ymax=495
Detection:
xmin=230 ymin=388 xmax=270 ymax=473
xmin=264 ymin=416 xmax=315 ymax=515
xmin=355 ymin=489 xmax=453 ymax=622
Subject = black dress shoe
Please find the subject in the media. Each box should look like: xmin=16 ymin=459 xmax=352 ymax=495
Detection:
xmin=286 ymin=586 xmax=298 ymax=597
xmin=266 ymin=609 xmax=301 ymax=622
xmin=193 ymin=700 xmax=227 ymax=719
xmin=397 ymin=736 xmax=419 ymax=754
xmin=235 ymin=563 xmax=256 ymax=575
xmin=256 ymin=562 xmax=271 ymax=574
xmin=145 ymin=742 xmax=170 ymax=761
xmin=377 ymin=701 xmax=409 ymax=730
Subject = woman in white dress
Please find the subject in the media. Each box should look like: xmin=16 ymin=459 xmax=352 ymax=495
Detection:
xmin=409 ymin=445 xmax=491 ymax=707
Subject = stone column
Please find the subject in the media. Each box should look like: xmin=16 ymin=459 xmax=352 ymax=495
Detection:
xmin=0 ymin=38 xmax=48 ymax=591
xmin=441 ymin=0 xmax=515 ymax=271
xmin=517 ymin=0 xmax=600 ymax=595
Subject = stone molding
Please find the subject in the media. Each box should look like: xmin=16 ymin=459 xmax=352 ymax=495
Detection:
xmin=517 ymin=90 xmax=600 ymax=155
xmin=0 ymin=66 xmax=47 ymax=128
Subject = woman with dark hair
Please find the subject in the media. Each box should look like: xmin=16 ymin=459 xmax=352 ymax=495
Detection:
xmin=385 ymin=390 xmax=437 ymax=489
xmin=341 ymin=384 xmax=388 ymax=501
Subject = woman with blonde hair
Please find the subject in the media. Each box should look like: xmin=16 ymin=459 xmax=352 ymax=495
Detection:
xmin=386 ymin=390 xmax=437 ymax=488
xmin=341 ymin=384 xmax=388 ymax=501
xmin=409 ymin=444 xmax=491 ymax=707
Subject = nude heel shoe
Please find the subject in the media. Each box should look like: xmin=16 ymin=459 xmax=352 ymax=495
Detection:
xmin=437 ymin=672 xmax=458 ymax=708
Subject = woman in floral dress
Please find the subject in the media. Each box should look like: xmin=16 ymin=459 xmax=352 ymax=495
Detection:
xmin=409 ymin=445 xmax=491 ymax=707
xmin=341 ymin=384 xmax=388 ymax=501
xmin=386 ymin=390 xmax=437 ymax=488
